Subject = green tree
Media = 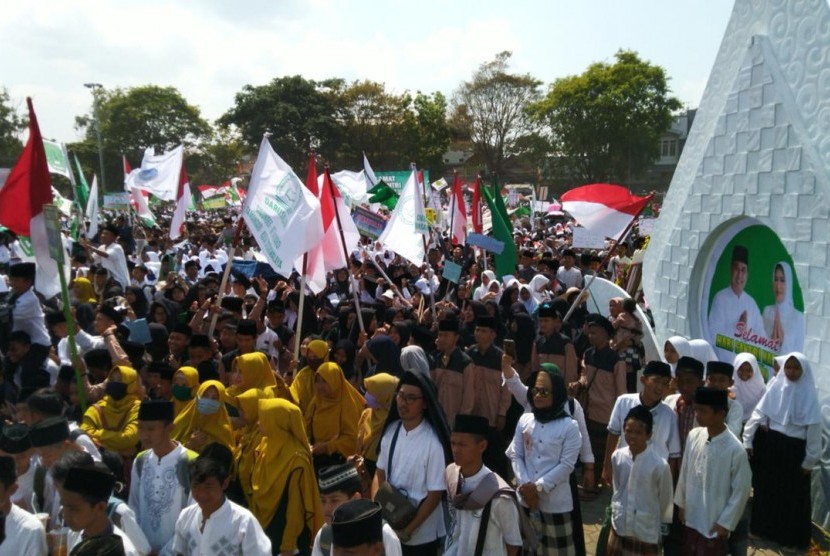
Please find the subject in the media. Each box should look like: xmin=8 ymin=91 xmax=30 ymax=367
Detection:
xmin=218 ymin=75 xmax=343 ymax=171
xmin=73 ymin=85 xmax=211 ymax=190
xmin=410 ymin=91 xmax=450 ymax=175
xmin=530 ymin=49 xmax=682 ymax=184
xmin=0 ymin=88 xmax=25 ymax=167
xmin=187 ymin=128 xmax=251 ymax=186
xmin=451 ymin=51 xmax=542 ymax=177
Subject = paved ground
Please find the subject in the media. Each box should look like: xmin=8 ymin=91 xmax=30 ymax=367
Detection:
xmin=579 ymin=488 xmax=790 ymax=555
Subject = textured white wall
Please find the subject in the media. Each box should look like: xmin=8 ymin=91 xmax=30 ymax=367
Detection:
xmin=642 ymin=0 xmax=830 ymax=526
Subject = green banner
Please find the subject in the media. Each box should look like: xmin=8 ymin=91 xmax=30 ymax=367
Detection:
xmin=373 ymin=170 xmax=430 ymax=195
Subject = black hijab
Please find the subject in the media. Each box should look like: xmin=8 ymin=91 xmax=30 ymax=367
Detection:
xmin=526 ymin=363 xmax=568 ymax=423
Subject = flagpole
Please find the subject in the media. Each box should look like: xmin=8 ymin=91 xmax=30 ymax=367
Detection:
xmin=561 ymin=193 xmax=654 ymax=325
xmin=208 ymin=218 xmax=245 ymax=337
xmin=324 ymin=166 xmax=365 ymax=332
xmin=448 ymin=171 xmax=457 ymax=245
xmin=293 ymin=256 xmax=308 ymax=363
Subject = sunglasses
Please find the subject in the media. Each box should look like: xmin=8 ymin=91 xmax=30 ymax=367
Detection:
xmin=529 ymin=387 xmax=551 ymax=398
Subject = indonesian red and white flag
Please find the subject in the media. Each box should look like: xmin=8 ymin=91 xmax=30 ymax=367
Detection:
xmin=321 ymin=168 xmax=360 ymax=270
xmin=170 ymin=163 xmax=190 ymax=240
xmin=296 ymin=153 xmax=327 ymax=294
xmin=450 ymin=173 xmax=467 ymax=245
xmin=560 ymin=184 xmax=654 ymax=239
xmin=0 ymin=98 xmax=67 ymax=298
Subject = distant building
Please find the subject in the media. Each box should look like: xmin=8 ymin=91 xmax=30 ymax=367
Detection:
xmin=627 ymin=108 xmax=697 ymax=195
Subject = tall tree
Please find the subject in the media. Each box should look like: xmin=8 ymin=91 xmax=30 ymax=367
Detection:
xmin=73 ymin=85 xmax=211 ymax=189
xmin=410 ymin=91 xmax=451 ymax=175
xmin=187 ymin=128 xmax=251 ymax=186
xmin=451 ymin=51 xmax=542 ymax=177
xmin=530 ymin=49 xmax=682 ymax=184
xmin=218 ymin=75 xmax=343 ymax=170
xmin=0 ymin=88 xmax=25 ymax=168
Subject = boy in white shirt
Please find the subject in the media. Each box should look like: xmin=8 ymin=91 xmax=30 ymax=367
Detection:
xmin=172 ymin=444 xmax=271 ymax=556
xmin=0 ymin=455 xmax=47 ymax=555
xmin=608 ymin=405 xmax=673 ymax=555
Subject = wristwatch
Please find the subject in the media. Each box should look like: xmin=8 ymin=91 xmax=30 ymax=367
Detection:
xmin=536 ymin=483 xmax=543 ymax=493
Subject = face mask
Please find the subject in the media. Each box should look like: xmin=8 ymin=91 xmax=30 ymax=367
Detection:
xmin=196 ymin=398 xmax=222 ymax=415
xmin=172 ymin=384 xmax=193 ymax=401
xmin=106 ymin=382 xmax=128 ymax=401
xmin=364 ymin=392 xmax=382 ymax=410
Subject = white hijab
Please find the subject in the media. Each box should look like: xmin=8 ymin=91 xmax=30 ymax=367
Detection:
xmin=763 ymin=261 xmax=804 ymax=354
xmin=755 ymin=352 xmax=820 ymax=427
xmin=473 ymin=270 xmax=497 ymax=301
xmin=400 ymin=345 xmax=431 ymax=379
xmin=528 ymin=274 xmax=551 ymax=303
xmin=519 ymin=285 xmax=538 ymax=314
xmin=689 ymin=339 xmax=718 ymax=364
xmin=665 ymin=335 xmax=692 ymax=376
xmin=731 ymin=352 xmax=766 ymax=422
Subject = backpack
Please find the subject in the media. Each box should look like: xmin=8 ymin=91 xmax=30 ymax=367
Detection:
xmin=134 ymin=447 xmax=197 ymax=500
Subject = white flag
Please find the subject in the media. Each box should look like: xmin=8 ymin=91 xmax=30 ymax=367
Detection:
xmin=322 ymin=170 xmax=370 ymax=208
xmin=126 ymin=145 xmax=183 ymax=201
xmin=242 ymin=137 xmax=324 ymax=277
xmin=363 ymin=153 xmax=378 ymax=189
xmin=378 ymin=167 xmax=428 ymax=265
xmin=86 ymin=175 xmax=99 ymax=238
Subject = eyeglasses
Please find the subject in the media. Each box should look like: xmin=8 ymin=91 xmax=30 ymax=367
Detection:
xmin=529 ymin=387 xmax=551 ymax=398
xmin=396 ymin=392 xmax=423 ymax=404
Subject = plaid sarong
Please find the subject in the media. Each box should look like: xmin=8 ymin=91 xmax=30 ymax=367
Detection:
xmin=528 ymin=510 xmax=575 ymax=555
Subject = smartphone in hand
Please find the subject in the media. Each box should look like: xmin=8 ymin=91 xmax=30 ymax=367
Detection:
xmin=503 ymin=339 xmax=516 ymax=358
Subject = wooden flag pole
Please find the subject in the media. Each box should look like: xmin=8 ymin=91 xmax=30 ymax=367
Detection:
xmin=293 ymin=255 xmax=308 ymax=363
xmin=324 ymin=166 xmax=365 ymax=332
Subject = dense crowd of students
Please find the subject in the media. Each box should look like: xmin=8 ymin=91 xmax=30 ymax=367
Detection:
xmin=0 ymin=211 xmax=820 ymax=555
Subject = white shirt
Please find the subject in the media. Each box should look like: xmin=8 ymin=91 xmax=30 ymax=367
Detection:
xmin=607 ymin=394 xmax=681 ymax=460
xmin=58 ymin=330 xmax=105 ymax=365
xmin=0 ymin=503 xmax=47 ymax=556
xmin=312 ymin=522 xmax=401 ymax=556
xmin=376 ymin=420 xmax=447 ymax=546
xmin=129 ymin=444 xmax=194 ymax=555
xmin=172 ymin=499 xmax=271 ymax=556
xmin=68 ymin=422 xmax=102 ymax=462
xmin=610 ymin=446 xmax=673 ymax=544
xmin=707 ymin=286 xmax=764 ymax=360
xmin=556 ymin=266 xmax=582 ymax=289
xmin=255 ymin=328 xmax=280 ymax=359
xmin=96 ymin=242 xmax=131 ymax=291
xmin=11 ymin=288 xmax=50 ymax=347
xmin=664 ymin=395 xmax=744 ymax=440
xmin=507 ymin=413 xmax=581 ymax=513
xmin=742 ymin=410 xmax=822 ymax=469
xmin=674 ymin=427 xmax=751 ymax=537
xmin=11 ymin=458 xmax=36 ymax=513
xmin=444 ymin=465 xmax=523 ymax=556
xmin=502 ymin=372 xmax=594 ymax=463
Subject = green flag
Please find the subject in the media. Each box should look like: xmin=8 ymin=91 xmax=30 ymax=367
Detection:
xmin=72 ymin=154 xmax=90 ymax=208
xmin=482 ymin=179 xmax=517 ymax=279
xmin=42 ymin=140 xmax=72 ymax=178
xmin=368 ymin=180 xmax=399 ymax=210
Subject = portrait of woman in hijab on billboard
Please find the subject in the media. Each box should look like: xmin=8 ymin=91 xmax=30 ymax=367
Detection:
xmin=762 ymin=261 xmax=805 ymax=356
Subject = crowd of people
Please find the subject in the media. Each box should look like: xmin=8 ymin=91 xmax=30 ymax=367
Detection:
xmin=0 ymin=207 xmax=821 ymax=556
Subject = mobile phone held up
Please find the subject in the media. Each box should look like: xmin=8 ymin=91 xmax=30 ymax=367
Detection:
xmin=503 ymin=339 xmax=516 ymax=358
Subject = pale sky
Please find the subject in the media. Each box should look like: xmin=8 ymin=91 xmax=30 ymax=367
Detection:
xmin=1 ymin=0 xmax=735 ymax=144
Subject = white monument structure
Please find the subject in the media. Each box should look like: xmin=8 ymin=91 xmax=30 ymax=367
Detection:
xmin=644 ymin=0 xmax=830 ymax=527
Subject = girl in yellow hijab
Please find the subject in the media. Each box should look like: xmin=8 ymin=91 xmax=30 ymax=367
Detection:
xmin=80 ymin=365 xmax=141 ymax=456
xmin=171 ymin=380 xmax=233 ymax=452
xmin=170 ymin=366 xmax=199 ymax=417
xmin=289 ymin=339 xmax=329 ymax=414
xmin=70 ymin=277 xmax=97 ymax=304
xmin=355 ymin=372 xmax=399 ymax=474
xmin=227 ymin=352 xmax=294 ymax=407
xmin=305 ymin=362 xmax=364 ymax=468
xmin=234 ymin=387 xmax=274 ymax=505
xmin=252 ymin=398 xmax=322 ymax=554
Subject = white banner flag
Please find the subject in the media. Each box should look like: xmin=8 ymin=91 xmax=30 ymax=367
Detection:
xmin=242 ymin=137 xmax=324 ymax=277
xmin=378 ymin=167 xmax=428 ymax=265
xmin=126 ymin=145 xmax=183 ymax=201
xmin=86 ymin=175 xmax=99 ymax=238
xmin=323 ymin=170 xmax=370 ymax=208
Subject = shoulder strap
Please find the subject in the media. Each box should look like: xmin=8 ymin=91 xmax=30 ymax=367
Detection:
xmin=387 ymin=422 xmax=402 ymax=484
xmin=473 ymin=500 xmax=493 ymax=556
xmin=34 ymin=465 xmax=46 ymax=513
xmin=568 ymin=397 xmax=575 ymax=417
xmin=176 ymin=450 xmax=194 ymax=498
xmin=69 ymin=428 xmax=85 ymax=442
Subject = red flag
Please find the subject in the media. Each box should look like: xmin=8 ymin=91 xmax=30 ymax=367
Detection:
xmin=320 ymin=168 xmax=360 ymax=271
xmin=451 ymin=172 xmax=467 ymax=245
xmin=560 ymin=183 xmax=654 ymax=239
xmin=470 ymin=175 xmax=482 ymax=234
xmin=0 ymin=98 xmax=52 ymax=236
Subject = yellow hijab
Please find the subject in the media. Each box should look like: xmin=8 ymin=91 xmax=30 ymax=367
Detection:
xmin=171 ymin=380 xmax=233 ymax=451
xmin=305 ymin=362 xmax=364 ymax=457
xmin=235 ymin=388 xmax=274 ymax=505
xmin=172 ymin=366 xmax=200 ymax=417
xmin=251 ymin=398 xmax=322 ymax=534
xmin=227 ymin=352 xmax=277 ymax=400
xmin=94 ymin=365 xmax=142 ymax=426
xmin=289 ymin=339 xmax=329 ymax=414
xmin=356 ymin=372 xmax=399 ymax=461
xmin=72 ymin=277 xmax=97 ymax=303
